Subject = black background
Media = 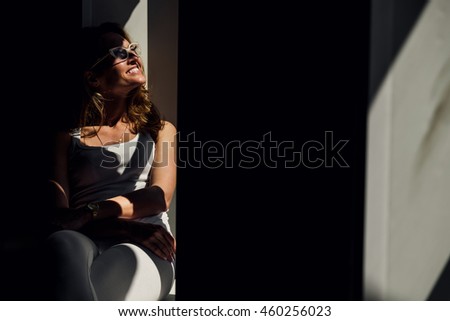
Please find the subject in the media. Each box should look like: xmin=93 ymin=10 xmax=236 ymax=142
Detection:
xmin=175 ymin=1 xmax=369 ymax=300
xmin=2 ymin=0 xmax=370 ymax=300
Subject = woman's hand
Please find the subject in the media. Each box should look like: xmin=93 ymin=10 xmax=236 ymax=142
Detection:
xmin=127 ymin=221 xmax=176 ymax=262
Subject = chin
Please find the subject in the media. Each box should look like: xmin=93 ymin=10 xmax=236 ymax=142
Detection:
xmin=128 ymin=76 xmax=146 ymax=85
xmin=133 ymin=75 xmax=147 ymax=85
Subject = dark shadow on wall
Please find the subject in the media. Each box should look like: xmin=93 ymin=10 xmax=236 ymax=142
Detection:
xmin=89 ymin=0 xmax=140 ymax=27
xmin=369 ymin=0 xmax=428 ymax=106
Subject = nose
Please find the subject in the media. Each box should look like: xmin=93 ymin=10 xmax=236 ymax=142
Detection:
xmin=127 ymin=53 xmax=139 ymax=65
xmin=127 ymin=49 xmax=140 ymax=60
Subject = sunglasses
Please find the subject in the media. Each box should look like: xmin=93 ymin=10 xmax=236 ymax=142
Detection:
xmin=90 ymin=43 xmax=141 ymax=70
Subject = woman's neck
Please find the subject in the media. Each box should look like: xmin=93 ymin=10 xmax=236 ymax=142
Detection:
xmin=102 ymin=96 xmax=128 ymax=126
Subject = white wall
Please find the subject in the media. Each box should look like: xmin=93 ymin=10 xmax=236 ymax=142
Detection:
xmin=365 ymin=0 xmax=450 ymax=300
xmin=148 ymin=0 xmax=178 ymax=128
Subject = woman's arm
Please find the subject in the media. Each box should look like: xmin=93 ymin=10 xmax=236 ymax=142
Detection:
xmin=49 ymin=131 xmax=71 ymax=208
xmin=47 ymin=131 xmax=93 ymax=230
xmin=92 ymin=121 xmax=177 ymax=220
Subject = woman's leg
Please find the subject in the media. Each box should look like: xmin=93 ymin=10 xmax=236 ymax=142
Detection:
xmin=90 ymin=243 xmax=175 ymax=300
xmin=45 ymin=230 xmax=99 ymax=300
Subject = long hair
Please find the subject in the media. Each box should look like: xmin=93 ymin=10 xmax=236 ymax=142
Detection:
xmin=80 ymin=22 xmax=163 ymax=142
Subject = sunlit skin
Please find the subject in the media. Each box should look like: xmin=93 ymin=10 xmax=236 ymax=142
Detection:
xmin=50 ymin=32 xmax=177 ymax=261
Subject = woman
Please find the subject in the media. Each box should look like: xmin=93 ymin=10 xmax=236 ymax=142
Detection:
xmin=46 ymin=22 xmax=176 ymax=300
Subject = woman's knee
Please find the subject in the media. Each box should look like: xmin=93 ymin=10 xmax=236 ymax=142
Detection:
xmin=46 ymin=230 xmax=98 ymax=254
xmin=45 ymin=230 xmax=99 ymax=300
xmin=45 ymin=230 xmax=99 ymax=274
xmin=91 ymin=243 xmax=174 ymax=301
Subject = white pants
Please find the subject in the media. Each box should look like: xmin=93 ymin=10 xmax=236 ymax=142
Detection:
xmin=46 ymin=230 xmax=175 ymax=300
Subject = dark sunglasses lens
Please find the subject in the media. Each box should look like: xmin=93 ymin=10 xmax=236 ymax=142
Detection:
xmin=112 ymin=48 xmax=128 ymax=59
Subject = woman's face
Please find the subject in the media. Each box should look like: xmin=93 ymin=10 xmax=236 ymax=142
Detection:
xmin=93 ymin=32 xmax=146 ymax=97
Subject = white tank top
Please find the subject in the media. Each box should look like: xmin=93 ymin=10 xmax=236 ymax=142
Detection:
xmin=68 ymin=129 xmax=171 ymax=232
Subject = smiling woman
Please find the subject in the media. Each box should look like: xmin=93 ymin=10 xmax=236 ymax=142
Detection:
xmin=45 ymin=22 xmax=177 ymax=301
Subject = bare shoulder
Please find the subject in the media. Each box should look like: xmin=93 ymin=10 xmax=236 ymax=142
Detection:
xmin=159 ymin=121 xmax=177 ymax=140
xmin=162 ymin=120 xmax=177 ymax=133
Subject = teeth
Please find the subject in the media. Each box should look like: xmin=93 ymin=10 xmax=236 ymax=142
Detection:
xmin=127 ymin=67 xmax=139 ymax=74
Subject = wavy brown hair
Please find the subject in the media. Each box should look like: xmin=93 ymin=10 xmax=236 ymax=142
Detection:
xmin=80 ymin=22 xmax=163 ymax=142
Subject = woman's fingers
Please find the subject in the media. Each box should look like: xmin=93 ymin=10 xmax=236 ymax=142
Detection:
xmin=129 ymin=222 xmax=176 ymax=262
xmin=145 ymin=225 xmax=176 ymax=261
xmin=145 ymin=239 xmax=171 ymax=261
xmin=172 ymin=237 xmax=177 ymax=252
xmin=158 ymin=228 xmax=176 ymax=252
